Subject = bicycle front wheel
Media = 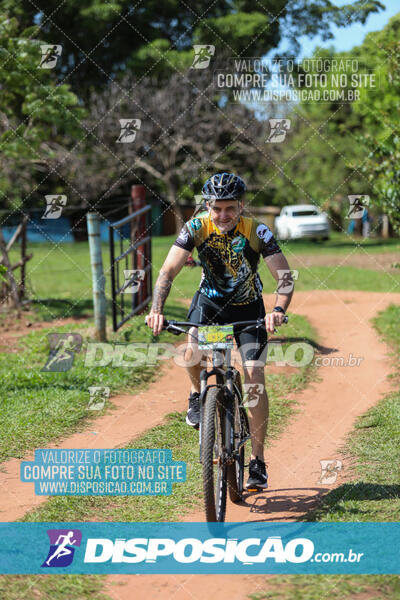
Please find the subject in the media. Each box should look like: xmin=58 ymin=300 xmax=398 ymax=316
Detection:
xmin=227 ymin=390 xmax=248 ymax=503
xmin=201 ymin=387 xmax=228 ymax=522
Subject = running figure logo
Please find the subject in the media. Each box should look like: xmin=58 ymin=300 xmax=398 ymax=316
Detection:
xmin=38 ymin=45 xmax=62 ymax=69
xmin=42 ymin=195 xmax=67 ymax=219
xmin=42 ymin=333 xmax=82 ymax=372
xmin=116 ymin=119 xmax=141 ymax=143
xmin=266 ymin=119 xmax=291 ymax=143
xmin=318 ymin=459 xmax=342 ymax=484
xmin=276 ymin=269 xmax=298 ymax=294
xmin=347 ymin=195 xmax=370 ymax=219
xmin=87 ymin=386 xmax=110 ymax=410
xmin=191 ymin=45 xmax=215 ymax=69
xmin=122 ymin=269 xmax=145 ymax=293
xmin=243 ymin=383 xmax=264 ymax=408
xmin=41 ymin=529 xmax=82 ymax=568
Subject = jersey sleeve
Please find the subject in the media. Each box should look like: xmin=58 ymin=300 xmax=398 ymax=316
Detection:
xmin=260 ymin=235 xmax=282 ymax=258
xmin=254 ymin=222 xmax=282 ymax=258
xmin=173 ymin=222 xmax=195 ymax=252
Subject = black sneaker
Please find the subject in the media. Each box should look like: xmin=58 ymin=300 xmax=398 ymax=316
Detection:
xmin=186 ymin=392 xmax=200 ymax=429
xmin=246 ymin=456 xmax=268 ymax=490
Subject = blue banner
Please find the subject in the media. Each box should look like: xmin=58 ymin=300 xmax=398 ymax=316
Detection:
xmin=0 ymin=523 xmax=399 ymax=574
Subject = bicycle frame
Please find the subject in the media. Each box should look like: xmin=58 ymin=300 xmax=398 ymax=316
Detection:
xmin=197 ymin=346 xmax=241 ymax=463
xmin=151 ymin=316 xmax=288 ymax=520
xmin=160 ymin=316 xmax=279 ymax=448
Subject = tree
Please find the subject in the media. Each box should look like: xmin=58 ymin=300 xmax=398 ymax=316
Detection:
xmin=260 ymin=47 xmax=371 ymax=224
xmin=0 ymin=0 xmax=386 ymax=231
xmin=2 ymin=0 xmax=383 ymax=96
xmin=355 ymin=16 xmax=400 ymax=233
xmin=0 ymin=12 xmax=82 ymax=306
xmin=363 ymin=132 xmax=400 ymax=234
xmin=265 ymin=14 xmax=400 ymax=235
xmin=0 ymin=14 xmax=83 ymax=209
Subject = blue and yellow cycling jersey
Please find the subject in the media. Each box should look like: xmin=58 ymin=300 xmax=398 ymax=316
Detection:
xmin=174 ymin=214 xmax=282 ymax=306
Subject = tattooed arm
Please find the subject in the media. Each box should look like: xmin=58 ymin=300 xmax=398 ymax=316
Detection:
xmin=152 ymin=270 xmax=173 ymax=313
xmin=146 ymin=245 xmax=190 ymax=335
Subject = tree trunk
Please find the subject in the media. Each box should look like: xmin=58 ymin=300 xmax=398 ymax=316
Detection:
xmin=166 ymin=186 xmax=185 ymax=234
xmin=0 ymin=228 xmax=21 ymax=308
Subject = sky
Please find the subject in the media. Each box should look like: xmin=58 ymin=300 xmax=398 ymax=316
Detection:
xmin=280 ymin=0 xmax=399 ymax=59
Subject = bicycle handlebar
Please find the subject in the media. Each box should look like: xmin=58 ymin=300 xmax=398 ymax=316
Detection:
xmin=156 ymin=316 xmax=288 ymax=336
xmin=164 ymin=317 xmax=287 ymax=327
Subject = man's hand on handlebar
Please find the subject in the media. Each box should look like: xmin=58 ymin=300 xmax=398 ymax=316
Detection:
xmin=265 ymin=311 xmax=286 ymax=334
xmin=145 ymin=311 xmax=164 ymax=336
xmin=145 ymin=313 xmax=288 ymax=336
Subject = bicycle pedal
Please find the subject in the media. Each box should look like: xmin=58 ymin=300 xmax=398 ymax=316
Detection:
xmin=246 ymin=485 xmax=268 ymax=492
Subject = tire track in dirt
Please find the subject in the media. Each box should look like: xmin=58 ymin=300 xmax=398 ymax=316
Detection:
xmin=102 ymin=290 xmax=400 ymax=600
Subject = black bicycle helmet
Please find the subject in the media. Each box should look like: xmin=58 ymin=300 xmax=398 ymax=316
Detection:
xmin=202 ymin=173 xmax=246 ymax=201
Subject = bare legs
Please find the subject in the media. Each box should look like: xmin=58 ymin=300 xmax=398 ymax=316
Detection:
xmin=184 ymin=330 xmax=268 ymax=461
xmin=185 ymin=327 xmax=202 ymax=394
xmin=242 ymin=361 xmax=268 ymax=461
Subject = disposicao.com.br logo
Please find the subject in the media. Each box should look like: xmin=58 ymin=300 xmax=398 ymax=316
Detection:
xmin=40 ymin=533 xmax=364 ymax=569
xmin=83 ymin=536 xmax=323 ymax=564
xmin=1 ymin=522 xmax=393 ymax=574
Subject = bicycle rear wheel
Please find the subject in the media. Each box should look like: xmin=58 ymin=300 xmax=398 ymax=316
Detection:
xmin=201 ymin=387 xmax=228 ymax=522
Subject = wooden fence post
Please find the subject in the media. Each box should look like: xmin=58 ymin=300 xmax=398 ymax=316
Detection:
xmin=131 ymin=185 xmax=146 ymax=307
xmin=20 ymin=217 xmax=27 ymax=299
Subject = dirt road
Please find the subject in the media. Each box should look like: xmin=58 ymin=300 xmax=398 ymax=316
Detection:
xmin=103 ymin=290 xmax=400 ymax=600
xmin=1 ymin=290 xmax=399 ymax=600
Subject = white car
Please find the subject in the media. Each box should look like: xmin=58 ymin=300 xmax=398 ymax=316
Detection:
xmin=274 ymin=205 xmax=330 ymax=241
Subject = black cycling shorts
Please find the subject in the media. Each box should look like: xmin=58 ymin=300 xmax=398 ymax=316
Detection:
xmin=187 ymin=291 xmax=268 ymax=363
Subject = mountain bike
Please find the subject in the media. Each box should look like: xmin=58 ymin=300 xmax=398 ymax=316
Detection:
xmin=160 ymin=316 xmax=288 ymax=522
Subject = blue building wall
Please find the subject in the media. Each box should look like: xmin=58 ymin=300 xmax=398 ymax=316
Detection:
xmin=2 ymin=216 xmax=74 ymax=244
xmin=2 ymin=203 xmax=162 ymax=244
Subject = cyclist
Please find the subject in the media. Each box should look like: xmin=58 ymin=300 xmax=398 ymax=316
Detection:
xmin=146 ymin=173 xmax=294 ymax=490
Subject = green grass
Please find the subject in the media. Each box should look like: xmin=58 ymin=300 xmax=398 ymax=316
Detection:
xmin=9 ymin=241 xmax=100 ymax=321
xmin=20 ymin=412 xmax=203 ymax=522
xmin=304 ymin=304 xmax=400 ymax=523
xmin=372 ymin=303 xmax=400 ymax=350
xmin=278 ymin=265 xmax=400 ymax=293
xmin=0 ymin=574 xmax=111 ymax=600
xmin=250 ymin=303 xmax=400 ymax=600
xmin=0 ymin=315 xmax=187 ymax=462
xmin=276 ymin=231 xmax=400 ymax=255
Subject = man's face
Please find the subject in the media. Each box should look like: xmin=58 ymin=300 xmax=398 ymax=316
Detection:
xmin=206 ymin=199 xmax=243 ymax=233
